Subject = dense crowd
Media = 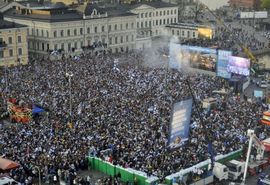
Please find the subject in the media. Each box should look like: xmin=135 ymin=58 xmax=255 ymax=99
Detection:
xmin=182 ymin=25 xmax=268 ymax=56
xmin=0 ymin=51 xmax=268 ymax=184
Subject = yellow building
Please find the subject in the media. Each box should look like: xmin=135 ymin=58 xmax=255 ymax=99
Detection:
xmin=0 ymin=20 xmax=28 ymax=67
xmin=50 ymin=0 xmax=78 ymax=5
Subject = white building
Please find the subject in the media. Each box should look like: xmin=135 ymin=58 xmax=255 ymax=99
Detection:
xmin=166 ymin=22 xmax=214 ymax=40
xmin=3 ymin=1 xmax=179 ymax=55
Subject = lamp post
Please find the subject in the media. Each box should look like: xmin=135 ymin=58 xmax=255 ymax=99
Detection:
xmin=65 ymin=72 xmax=73 ymax=118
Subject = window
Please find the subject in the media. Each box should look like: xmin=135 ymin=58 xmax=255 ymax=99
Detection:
xmin=156 ymin=20 xmax=158 ymax=25
xmin=174 ymin=9 xmax=177 ymax=14
xmin=137 ymin=22 xmax=139 ymax=28
xmin=9 ymin=49 xmax=13 ymax=57
xmin=8 ymin=37 xmax=12 ymax=44
xmin=68 ymin=43 xmax=71 ymax=51
xmin=67 ymin=29 xmax=70 ymax=36
xmin=193 ymin=32 xmax=195 ymax=37
xmin=0 ymin=50 xmax=3 ymax=58
xmin=87 ymin=27 xmax=90 ymax=34
xmin=145 ymin=21 xmax=147 ymax=27
xmin=163 ymin=10 xmax=166 ymax=15
xmin=46 ymin=30 xmax=49 ymax=37
xmin=182 ymin=30 xmax=184 ymax=36
xmin=156 ymin=11 xmax=158 ymax=16
xmin=41 ymin=30 xmax=44 ymax=37
xmin=174 ymin=18 xmax=177 ymax=23
xmin=74 ymin=29 xmax=77 ymax=36
xmin=36 ymin=29 xmax=39 ymax=36
xmin=126 ymin=23 xmax=128 ymax=29
xmin=54 ymin=31 xmax=57 ymax=38
xmin=160 ymin=19 xmax=162 ymax=25
xmin=126 ymin=35 xmax=129 ymax=42
xmin=167 ymin=10 xmax=169 ymax=15
xmin=42 ymin=43 xmax=44 ymax=51
xmin=167 ymin=18 xmax=169 ymax=24
xmin=115 ymin=37 xmax=118 ymax=44
xmin=101 ymin=26 xmax=105 ymax=32
xmin=163 ymin=19 xmax=166 ymax=24
xmin=171 ymin=10 xmax=173 ymax=14
xmin=145 ymin=13 xmax=148 ymax=17
xmin=114 ymin=24 xmax=117 ymax=30
xmin=149 ymin=12 xmax=152 ymax=17
xmin=80 ymin=28 xmax=83 ymax=35
xmin=149 ymin=21 xmax=151 ymax=27
xmin=47 ymin=44 xmax=49 ymax=51
xmin=120 ymin=36 xmax=123 ymax=43
xmin=54 ymin=44 xmax=57 ymax=50
xmin=94 ymin=27 xmax=97 ymax=33
xmin=141 ymin=22 xmax=143 ymax=28
xmin=141 ymin=13 xmax=144 ymax=18
xmin=17 ymin=36 xmax=22 ymax=43
xmin=60 ymin=30 xmax=64 ymax=37
xmin=109 ymin=25 xmax=111 ymax=32
xmin=109 ymin=37 xmax=112 ymax=44
xmin=160 ymin=11 xmax=162 ymax=16
xmin=177 ymin=30 xmax=179 ymax=35
xmin=61 ymin=43 xmax=64 ymax=50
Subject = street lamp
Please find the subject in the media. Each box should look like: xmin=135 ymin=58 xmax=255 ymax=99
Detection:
xmin=65 ymin=72 xmax=73 ymax=118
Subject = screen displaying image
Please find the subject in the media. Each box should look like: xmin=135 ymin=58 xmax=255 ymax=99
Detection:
xmin=227 ymin=56 xmax=250 ymax=76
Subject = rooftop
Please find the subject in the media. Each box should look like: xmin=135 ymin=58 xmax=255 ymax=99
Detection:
xmin=0 ymin=19 xmax=27 ymax=29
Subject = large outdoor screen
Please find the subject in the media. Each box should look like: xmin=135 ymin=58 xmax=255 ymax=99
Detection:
xmin=169 ymin=44 xmax=217 ymax=72
xmin=216 ymin=50 xmax=233 ymax=79
xmin=227 ymin=56 xmax=250 ymax=76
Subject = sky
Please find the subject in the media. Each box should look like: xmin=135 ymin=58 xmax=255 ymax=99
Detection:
xmin=199 ymin=0 xmax=229 ymax=10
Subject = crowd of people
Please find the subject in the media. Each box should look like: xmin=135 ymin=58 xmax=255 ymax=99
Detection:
xmin=182 ymin=24 xmax=268 ymax=56
xmin=0 ymin=50 xmax=268 ymax=184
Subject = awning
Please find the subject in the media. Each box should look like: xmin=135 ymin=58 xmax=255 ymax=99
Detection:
xmin=0 ymin=158 xmax=19 ymax=170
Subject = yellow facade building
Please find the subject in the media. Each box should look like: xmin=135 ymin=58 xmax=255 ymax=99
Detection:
xmin=0 ymin=20 xmax=28 ymax=66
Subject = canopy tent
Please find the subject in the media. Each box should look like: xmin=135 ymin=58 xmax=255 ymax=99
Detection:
xmin=32 ymin=105 xmax=45 ymax=115
xmin=0 ymin=158 xmax=19 ymax=170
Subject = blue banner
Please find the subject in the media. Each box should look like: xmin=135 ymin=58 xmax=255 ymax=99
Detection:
xmin=169 ymin=99 xmax=193 ymax=148
xmin=217 ymin=50 xmax=232 ymax=79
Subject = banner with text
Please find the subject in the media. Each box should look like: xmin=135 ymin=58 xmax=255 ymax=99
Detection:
xmin=169 ymin=98 xmax=193 ymax=148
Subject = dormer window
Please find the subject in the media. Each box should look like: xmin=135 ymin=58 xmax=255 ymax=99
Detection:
xmin=93 ymin=9 xmax=97 ymax=15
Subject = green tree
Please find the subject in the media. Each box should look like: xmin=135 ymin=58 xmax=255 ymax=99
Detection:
xmin=261 ymin=0 xmax=270 ymax=9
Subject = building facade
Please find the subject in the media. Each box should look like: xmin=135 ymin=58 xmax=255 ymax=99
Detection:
xmin=3 ymin=1 xmax=179 ymax=55
xmin=4 ymin=3 xmax=137 ymax=55
xmin=0 ymin=20 xmax=28 ymax=66
xmin=166 ymin=23 xmax=214 ymax=40
xmin=229 ymin=0 xmax=261 ymax=9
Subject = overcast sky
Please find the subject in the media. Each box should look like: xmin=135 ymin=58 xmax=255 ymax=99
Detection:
xmin=198 ymin=0 xmax=229 ymax=9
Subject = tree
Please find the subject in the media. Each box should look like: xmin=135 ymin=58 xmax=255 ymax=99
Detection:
xmin=261 ymin=0 xmax=270 ymax=10
xmin=191 ymin=3 xmax=205 ymax=22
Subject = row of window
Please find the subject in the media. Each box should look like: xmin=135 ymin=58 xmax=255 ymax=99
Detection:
xmin=137 ymin=18 xmax=177 ymax=28
xmin=29 ymin=34 xmax=135 ymax=51
xmin=30 ymin=23 xmax=135 ymax=38
xmin=0 ymin=36 xmax=22 ymax=44
xmin=138 ymin=9 xmax=177 ymax=18
xmin=0 ymin=48 xmax=23 ymax=58
xmin=171 ymin=29 xmax=196 ymax=38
